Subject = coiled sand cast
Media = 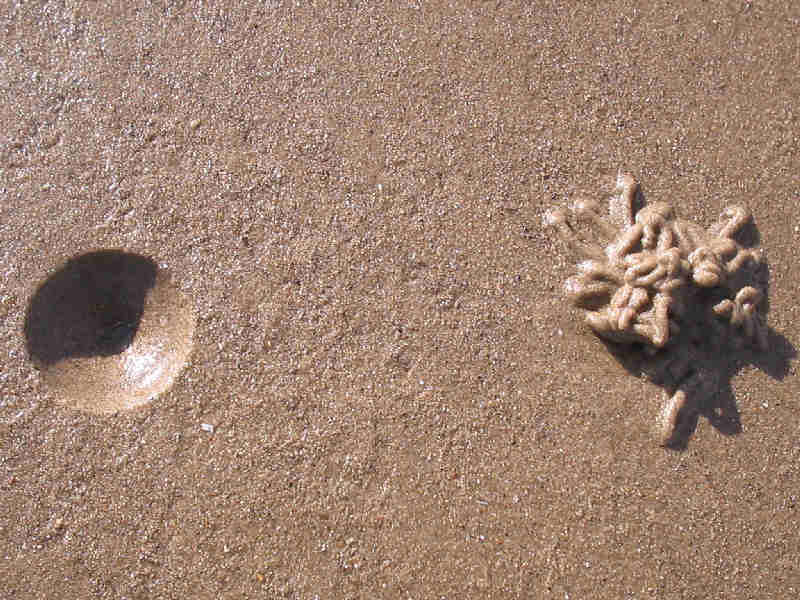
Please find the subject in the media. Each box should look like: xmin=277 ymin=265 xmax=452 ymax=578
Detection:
xmin=545 ymin=173 xmax=769 ymax=446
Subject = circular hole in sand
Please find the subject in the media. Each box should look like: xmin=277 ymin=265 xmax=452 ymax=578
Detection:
xmin=24 ymin=250 xmax=195 ymax=414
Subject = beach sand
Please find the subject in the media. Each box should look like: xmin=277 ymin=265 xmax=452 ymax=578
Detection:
xmin=1 ymin=2 xmax=799 ymax=598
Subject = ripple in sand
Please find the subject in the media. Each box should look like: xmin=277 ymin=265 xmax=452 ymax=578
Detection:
xmin=24 ymin=250 xmax=195 ymax=414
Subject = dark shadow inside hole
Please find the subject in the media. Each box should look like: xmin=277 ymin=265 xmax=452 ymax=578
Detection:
xmin=24 ymin=250 xmax=158 ymax=366
xmin=732 ymin=217 xmax=761 ymax=249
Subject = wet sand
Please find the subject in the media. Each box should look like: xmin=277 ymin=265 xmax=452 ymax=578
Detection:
xmin=2 ymin=2 xmax=799 ymax=598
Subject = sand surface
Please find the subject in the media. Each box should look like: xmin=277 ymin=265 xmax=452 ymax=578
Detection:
xmin=2 ymin=1 xmax=799 ymax=598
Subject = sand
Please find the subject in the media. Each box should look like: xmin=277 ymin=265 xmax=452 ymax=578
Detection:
xmin=1 ymin=1 xmax=799 ymax=598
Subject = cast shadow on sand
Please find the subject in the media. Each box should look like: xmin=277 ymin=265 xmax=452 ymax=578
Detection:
xmin=603 ymin=280 xmax=796 ymax=451
xmin=603 ymin=215 xmax=796 ymax=450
